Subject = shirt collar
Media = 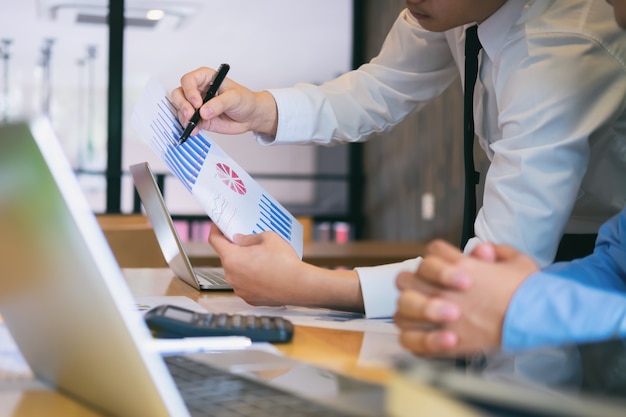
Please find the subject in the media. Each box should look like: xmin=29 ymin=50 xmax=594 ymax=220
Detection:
xmin=476 ymin=0 xmax=530 ymax=61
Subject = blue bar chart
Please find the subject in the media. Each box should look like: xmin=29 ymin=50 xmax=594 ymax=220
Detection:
xmin=149 ymin=97 xmax=211 ymax=191
xmin=132 ymin=76 xmax=303 ymax=258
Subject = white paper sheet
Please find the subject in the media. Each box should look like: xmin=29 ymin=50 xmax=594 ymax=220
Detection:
xmin=198 ymin=297 xmax=408 ymax=366
xmin=197 ymin=296 xmax=399 ymax=334
xmin=134 ymin=295 xmax=402 ymax=363
xmin=135 ymin=295 xmax=208 ymax=314
xmin=131 ymin=77 xmax=303 ymax=258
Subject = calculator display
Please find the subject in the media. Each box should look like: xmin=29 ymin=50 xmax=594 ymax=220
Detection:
xmin=163 ymin=307 xmax=194 ymax=322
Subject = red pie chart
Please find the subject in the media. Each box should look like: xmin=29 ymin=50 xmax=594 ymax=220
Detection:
xmin=216 ymin=163 xmax=247 ymax=195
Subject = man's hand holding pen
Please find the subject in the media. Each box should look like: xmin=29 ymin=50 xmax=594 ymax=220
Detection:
xmin=178 ymin=63 xmax=230 ymax=145
xmin=171 ymin=65 xmax=280 ymax=140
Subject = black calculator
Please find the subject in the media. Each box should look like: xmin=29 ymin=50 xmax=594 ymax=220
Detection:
xmin=144 ymin=304 xmax=294 ymax=343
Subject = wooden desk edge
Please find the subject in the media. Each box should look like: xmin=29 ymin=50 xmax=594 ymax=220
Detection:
xmin=185 ymin=240 xmax=426 ymax=267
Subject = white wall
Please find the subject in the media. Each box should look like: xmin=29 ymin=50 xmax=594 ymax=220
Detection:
xmin=0 ymin=0 xmax=353 ymax=214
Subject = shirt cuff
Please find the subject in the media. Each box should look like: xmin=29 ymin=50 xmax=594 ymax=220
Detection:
xmin=355 ymin=258 xmax=421 ymax=319
xmin=253 ymin=87 xmax=321 ymax=145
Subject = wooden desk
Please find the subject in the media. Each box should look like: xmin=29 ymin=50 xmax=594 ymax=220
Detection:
xmin=1 ymin=268 xmax=485 ymax=417
xmin=0 ymin=268 xmax=393 ymax=416
xmin=125 ymin=268 xmax=394 ymax=384
xmin=186 ymin=240 xmax=426 ymax=268
xmin=98 ymin=214 xmax=426 ymax=269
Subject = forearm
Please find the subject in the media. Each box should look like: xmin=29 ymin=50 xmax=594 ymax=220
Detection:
xmin=258 ymin=12 xmax=456 ymax=146
xmin=296 ymin=264 xmax=364 ymax=313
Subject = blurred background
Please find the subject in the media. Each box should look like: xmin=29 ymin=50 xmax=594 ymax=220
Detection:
xmin=0 ymin=0 xmax=355 ymax=239
xmin=0 ymin=0 xmax=473 ymax=246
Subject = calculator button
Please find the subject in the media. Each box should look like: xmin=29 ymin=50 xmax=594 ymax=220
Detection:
xmin=202 ymin=314 xmax=214 ymax=326
xmin=260 ymin=317 xmax=271 ymax=330
xmin=245 ymin=316 xmax=257 ymax=329
xmin=215 ymin=314 xmax=228 ymax=328
xmin=230 ymin=315 xmax=242 ymax=329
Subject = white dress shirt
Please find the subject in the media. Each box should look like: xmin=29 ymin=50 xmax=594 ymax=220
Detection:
xmin=257 ymin=0 xmax=626 ymax=318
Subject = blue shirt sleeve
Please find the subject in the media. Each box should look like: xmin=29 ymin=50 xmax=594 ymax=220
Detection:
xmin=502 ymin=208 xmax=626 ymax=351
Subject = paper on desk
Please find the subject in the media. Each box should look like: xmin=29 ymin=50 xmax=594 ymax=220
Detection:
xmin=131 ymin=76 xmax=303 ymax=258
xmin=135 ymin=296 xmax=404 ymax=365
xmin=200 ymin=296 xmax=399 ymax=334
xmin=201 ymin=297 xmax=406 ymax=367
xmin=146 ymin=337 xmax=252 ymax=356
xmin=135 ymin=296 xmax=208 ymax=315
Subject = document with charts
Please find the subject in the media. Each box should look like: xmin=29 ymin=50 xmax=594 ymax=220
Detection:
xmin=131 ymin=77 xmax=303 ymax=259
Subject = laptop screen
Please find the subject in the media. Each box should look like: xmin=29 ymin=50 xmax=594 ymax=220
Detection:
xmin=130 ymin=161 xmax=200 ymax=282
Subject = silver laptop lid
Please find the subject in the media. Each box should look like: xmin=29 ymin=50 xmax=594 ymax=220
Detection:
xmin=393 ymin=338 xmax=626 ymax=417
xmin=0 ymin=118 xmax=190 ymax=417
xmin=129 ymin=161 xmax=213 ymax=290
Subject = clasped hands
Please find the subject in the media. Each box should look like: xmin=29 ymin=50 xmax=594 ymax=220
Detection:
xmin=394 ymin=239 xmax=539 ymax=356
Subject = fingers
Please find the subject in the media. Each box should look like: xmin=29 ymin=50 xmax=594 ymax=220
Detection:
xmin=232 ymin=233 xmax=264 ymax=247
xmin=396 ymin=270 xmax=427 ymax=291
xmin=418 ymin=240 xmax=471 ymax=289
xmin=180 ymin=67 xmax=216 ymax=109
xmin=171 ymin=67 xmax=276 ymax=137
xmin=471 ymin=242 xmax=520 ymax=262
xmin=425 ymin=239 xmax=464 ymax=261
xmin=208 ymin=226 xmax=231 ymax=255
xmin=170 ymin=86 xmax=196 ymax=126
xmin=196 ymin=86 xmax=236 ymax=130
xmin=208 ymin=224 xmax=224 ymax=240
xmin=396 ymin=278 xmax=461 ymax=355
xmin=395 ymin=290 xmax=460 ymax=325
xmin=170 ymin=67 xmax=221 ymax=130
xmin=398 ymin=329 xmax=458 ymax=355
xmin=417 ymin=256 xmax=471 ymax=290
xmin=209 ymin=226 xmax=265 ymax=250
xmin=470 ymin=242 xmax=497 ymax=262
xmin=492 ymin=244 xmax=523 ymax=261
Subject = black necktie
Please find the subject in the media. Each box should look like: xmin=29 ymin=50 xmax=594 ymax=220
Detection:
xmin=461 ymin=25 xmax=482 ymax=249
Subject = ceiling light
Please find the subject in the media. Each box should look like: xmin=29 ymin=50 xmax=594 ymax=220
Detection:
xmin=146 ymin=9 xmax=165 ymax=21
xmin=37 ymin=0 xmax=201 ymax=31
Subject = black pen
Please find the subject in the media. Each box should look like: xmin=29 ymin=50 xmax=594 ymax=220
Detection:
xmin=178 ymin=63 xmax=230 ymax=145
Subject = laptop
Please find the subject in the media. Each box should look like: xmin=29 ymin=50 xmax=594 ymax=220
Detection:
xmin=0 ymin=118 xmax=383 ymax=417
xmin=390 ymin=338 xmax=626 ymax=417
xmin=129 ymin=161 xmax=231 ymax=291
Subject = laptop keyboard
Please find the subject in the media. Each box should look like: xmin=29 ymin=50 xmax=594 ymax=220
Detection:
xmin=165 ymin=355 xmax=360 ymax=417
xmin=195 ymin=268 xmax=229 ymax=286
